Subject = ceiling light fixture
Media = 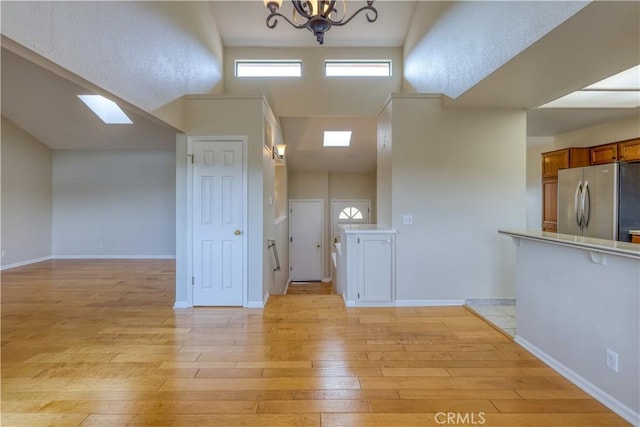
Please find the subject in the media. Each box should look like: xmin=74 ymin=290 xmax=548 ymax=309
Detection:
xmin=264 ymin=0 xmax=378 ymax=45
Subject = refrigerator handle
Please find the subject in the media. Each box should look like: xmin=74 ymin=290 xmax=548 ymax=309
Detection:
xmin=582 ymin=180 xmax=591 ymax=227
xmin=574 ymin=181 xmax=583 ymax=227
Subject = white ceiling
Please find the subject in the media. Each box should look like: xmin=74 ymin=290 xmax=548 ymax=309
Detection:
xmin=1 ymin=1 xmax=638 ymax=174
xmin=1 ymin=48 xmax=177 ymax=150
xmin=209 ymin=0 xmax=416 ymax=48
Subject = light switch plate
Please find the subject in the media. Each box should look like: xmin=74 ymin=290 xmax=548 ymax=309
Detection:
xmin=403 ymin=215 xmax=413 ymax=225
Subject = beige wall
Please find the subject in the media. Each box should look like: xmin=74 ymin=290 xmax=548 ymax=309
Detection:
xmin=380 ymin=95 xmax=526 ymax=301
xmin=377 ymin=100 xmax=393 ymax=227
xmin=289 ymin=171 xmax=376 ymax=281
xmin=1 ymin=117 xmax=52 ymax=268
xmin=52 ymin=150 xmax=176 ymax=257
xmin=181 ymin=95 xmax=265 ymax=305
xmin=554 ymin=115 xmax=640 ymax=149
xmin=224 ymin=47 xmax=402 ymax=117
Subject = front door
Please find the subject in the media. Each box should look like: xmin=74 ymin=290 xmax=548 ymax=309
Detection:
xmin=289 ymin=200 xmax=323 ymax=281
xmin=192 ymin=139 xmax=244 ymax=306
xmin=331 ymin=200 xmax=371 ymax=245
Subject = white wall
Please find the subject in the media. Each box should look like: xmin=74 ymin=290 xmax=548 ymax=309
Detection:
xmin=52 ymin=150 xmax=176 ymax=257
xmin=224 ymin=47 xmax=402 ymax=117
xmin=514 ymin=238 xmax=639 ymax=424
xmin=1 ymin=117 xmax=52 ymax=268
xmin=381 ymin=95 xmax=526 ymax=301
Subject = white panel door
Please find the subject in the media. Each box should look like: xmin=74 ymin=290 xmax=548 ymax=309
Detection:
xmin=289 ymin=200 xmax=323 ymax=281
xmin=332 ymin=200 xmax=370 ymax=244
xmin=192 ymin=140 xmax=244 ymax=306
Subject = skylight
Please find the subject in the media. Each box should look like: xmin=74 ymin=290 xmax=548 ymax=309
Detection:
xmin=325 ymin=60 xmax=391 ymax=77
xmin=323 ymin=131 xmax=352 ymax=147
xmin=236 ymin=60 xmax=302 ymax=77
xmin=584 ymin=65 xmax=640 ymax=90
xmin=538 ymin=65 xmax=640 ymax=109
xmin=77 ymin=95 xmax=133 ymax=124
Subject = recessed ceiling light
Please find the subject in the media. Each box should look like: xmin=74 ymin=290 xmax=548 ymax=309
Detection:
xmin=77 ymin=95 xmax=133 ymax=124
xmin=324 ymin=131 xmax=352 ymax=147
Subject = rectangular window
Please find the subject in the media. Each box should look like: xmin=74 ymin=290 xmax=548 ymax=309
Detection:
xmin=325 ymin=60 xmax=391 ymax=77
xmin=236 ymin=60 xmax=302 ymax=77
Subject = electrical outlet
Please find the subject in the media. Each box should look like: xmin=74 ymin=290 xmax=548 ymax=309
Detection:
xmin=606 ymin=349 xmax=619 ymax=372
xmin=403 ymin=215 xmax=413 ymax=225
xmin=1 ymin=249 xmax=6 ymax=258
xmin=98 ymin=241 xmax=104 ymax=249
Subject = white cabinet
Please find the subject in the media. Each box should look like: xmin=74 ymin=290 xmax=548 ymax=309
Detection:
xmin=337 ymin=225 xmax=396 ymax=307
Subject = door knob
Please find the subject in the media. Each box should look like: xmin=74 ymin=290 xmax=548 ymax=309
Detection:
xmin=317 ymin=244 xmax=321 ymax=248
xmin=234 ymin=230 xmax=242 ymax=236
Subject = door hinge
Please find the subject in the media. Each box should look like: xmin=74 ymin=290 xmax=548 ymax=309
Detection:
xmin=290 ymin=266 xmax=293 ymax=272
xmin=357 ymin=237 xmax=360 ymax=244
xmin=290 ymin=237 xmax=293 ymax=243
xmin=191 ymin=276 xmax=195 ymax=285
xmin=290 ymin=208 xmax=293 ymax=214
xmin=188 ymin=154 xmax=194 ymax=164
xmin=358 ymin=292 xmax=360 ymax=299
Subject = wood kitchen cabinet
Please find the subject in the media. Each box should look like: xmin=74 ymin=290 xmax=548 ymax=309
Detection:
xmin=618 ymin=138 xmax=640 ymax=162
xmin=632 ymin=235 xmax=640 ymax=244
xmin=540 ymin=148 xmax=589 ymax=231
xmin=590 ymin=143 xmax=618 ymax=165
xmin=542 ymin=148 xmax=590 ymax=178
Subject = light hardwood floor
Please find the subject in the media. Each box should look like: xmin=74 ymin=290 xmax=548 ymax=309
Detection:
xmin=1 ymin=260 xmax=630 ymax=426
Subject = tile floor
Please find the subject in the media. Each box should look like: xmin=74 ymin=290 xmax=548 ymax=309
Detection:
xmin=465 ymin=299 xmax=516 ymax=337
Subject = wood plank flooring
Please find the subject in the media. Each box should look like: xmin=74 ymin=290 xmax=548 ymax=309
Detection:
xmin=287 ymin=282 xmax=333 ymax=295
xmin=1 ymin=260 xmax=630 ymax=426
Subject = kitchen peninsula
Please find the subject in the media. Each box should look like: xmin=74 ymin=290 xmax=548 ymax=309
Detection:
xmin=500 ymin=229 xmax=640 ymax=426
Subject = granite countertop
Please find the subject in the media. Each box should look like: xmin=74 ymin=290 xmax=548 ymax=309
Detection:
xmin=629 ymin=230 xmax=640 ymax=236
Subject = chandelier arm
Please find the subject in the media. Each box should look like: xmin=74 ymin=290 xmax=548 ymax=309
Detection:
xmin=292 ymin=1 xmax=313 ymax=20
xmin=266 ymin=11 xmax=308 ymax=29
xmin=329 ymin=5 xmax=378 ymax=26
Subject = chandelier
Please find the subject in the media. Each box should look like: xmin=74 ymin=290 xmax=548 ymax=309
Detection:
xmin=264 ymin=0 xmax=378 ymax=45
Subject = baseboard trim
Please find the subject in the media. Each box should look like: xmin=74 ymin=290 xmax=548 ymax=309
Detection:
xmin=0 ymin=256 xmax=52 ymax=271
xmin=245 ymin=299 xmax=264 ymax=308
xmin=395 ymin=299 xmax=465 ymax=307
xmin=283 ymin=280 xmax=290 ymax=295
xmin=515 ymin=335 xmax=639 ymax=426
xmin=263 ymin=291 xmax=270 ymax=306
xmin=52 ymin=255 xmax=176 ymax=260
xmin=173 ymin=301 xmax=191 ymax=309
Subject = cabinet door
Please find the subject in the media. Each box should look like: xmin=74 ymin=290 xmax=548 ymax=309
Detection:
xmin=618 ymin=139 xmax=640 ymax=162
xmin=542 ymin=150 xmax=569 ymax=178
xmin=590 ymin=143 xmax=618 ymax=165
xmin=542 ymin=178 xmax=558 ymax=232
xmin=357 ymin=235 xmax=393 ymax=302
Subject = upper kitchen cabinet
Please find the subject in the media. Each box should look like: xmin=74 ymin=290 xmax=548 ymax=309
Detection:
xmin=590 ymin=143 xmax=618 ymax=165
xmin=618 ymin=138 xmax=640 ymax=162
xmin=541 ymin=148 xmax=590 ymax=178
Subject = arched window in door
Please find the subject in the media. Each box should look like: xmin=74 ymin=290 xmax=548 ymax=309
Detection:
xmin=338 ymin=207 xmax=364 ymax=220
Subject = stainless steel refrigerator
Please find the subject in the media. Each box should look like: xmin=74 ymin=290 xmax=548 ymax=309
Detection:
xmin=558 ymin=162 xmax=640 ymax=241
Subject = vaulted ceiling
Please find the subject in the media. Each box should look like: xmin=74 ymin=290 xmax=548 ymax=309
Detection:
xmin=1 ymin=1 xmax=638 ymax=173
